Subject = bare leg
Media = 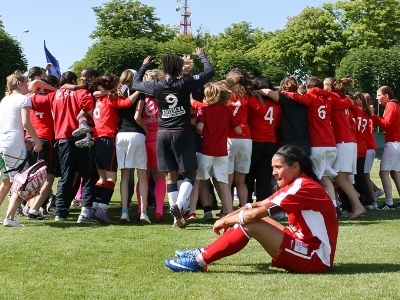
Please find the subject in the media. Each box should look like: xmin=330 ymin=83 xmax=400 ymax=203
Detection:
xmin=137 ymin=169 xmax=149 ymax=213
xmin=234 ymin=171 xmax=248 ymax=207
xmin=244 ymin=217 xmax=285 ymax=258
xmin=334 ymin=172 xmax=365 ymax=218
xmin=379 ymin=170 xmax=392 ymax=200
xmin=0 ymin=178 xmax=12 ymax=207
xmin=120 ymin=168 xmax=130 ymax=210
xmin=30 ymin=174 xmax=55 ymax=211
xmin=365 ymin=173 xmax=375 ymax=202
xmin=390 ymin=170 xmax=400 ymax=196
xmin=216 ymin=181 xmax=233 ymax=214
xmin=189 ymin=179 xmax=200 ymax=214
xmin=5 ymin=192 xmax=23 ymax=220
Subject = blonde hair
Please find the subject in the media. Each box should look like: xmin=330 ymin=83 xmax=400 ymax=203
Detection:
xmin=280 ymin=76 xmax=298 ymax=92
xmin=143 ymin=69 xmax=165 ymax=82
xmin=225 ymin=68 xmax=254 ymax=97
xmin=182 ymin=55 xmax=195 ymax=76
xmin=5 ymin=71 xmax=27 ymax=96
xmin=204 ymin=80 xmax=232 ymax=105
xmin=119 ymin=69 xmax=135 ymax=86
xmin=333 ymin=78 xmax=354 ymax=97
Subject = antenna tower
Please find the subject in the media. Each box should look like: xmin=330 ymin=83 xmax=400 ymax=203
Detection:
xmin=176 ymin=0 xmax=192 ymax=35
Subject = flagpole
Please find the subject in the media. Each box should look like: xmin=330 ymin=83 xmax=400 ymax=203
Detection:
xmin=19 ymin=29 xmax=29 ymax=47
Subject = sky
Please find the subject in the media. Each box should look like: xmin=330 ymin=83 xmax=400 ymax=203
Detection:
xmin=1 ymin=0 xmax=326 ymax=72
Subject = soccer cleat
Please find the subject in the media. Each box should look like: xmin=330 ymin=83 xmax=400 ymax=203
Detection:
xmin=120 ymin=212 xmax=130 ymax=223
xmin=89 ymin=208 xmax=97 ymax=220
xmin=202 ymin=211 xmax=213 ymax=222
xmin=75 ymin=137 xmax=94 ymax=148
xmin=54 ymin=216 xmax=67 ymax=222
xmin=27 ymin=212 xmax=45 ymax=220
xmin=95 ymin=208 xmax=112 ymax=224
xmin=140 ymin=213 xmax=151 ymax=224
xmin=15 ymin=206 xmax=24 ymax=217
xmin=184 ymin=213 xmax=197 ymax=223
xmin=379 ymin=203 xmax=396 ymax=210
xmin=165 ymin=256 xmax=207 ymax=272
xmin=77 ymin=214 xmax=92 ymax=223
xmin=174 ymin=247 xmax=201 ymax=258
xmin=170 ymin=204 xmax=186 ymax=228
xmin=372 ymin=201 xmax=379 ymax=210
xmin=364 ymin=205 xmax=374 ymax=211
xmin=72 ymin=125 xmax=90 ymax=137
xmin=3 ymin=219 xmax=24 ymax=227
xmin=374 ymin=188 xmax=385 ymax=200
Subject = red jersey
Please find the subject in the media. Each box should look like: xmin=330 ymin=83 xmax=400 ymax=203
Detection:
xmin=289 ymin=88 xmax=336 ymax=147
xmin=270 ymin=174 xmax=338 ymax=267
xmin=198 ymin=104 xmax=240 ymax=156
xmin=373 ymin=101 xmax=400 ymax=142
xmin=93 ymin=96 xmax=133 ymax=139
xmin=227 ymin=93 xmax=266 ymax=139
xmin=142 ymin=95 xmax=158 ymax=142
xmin=365 ymin=118 xmax=376 ymax=150
xmin=49 ymin=88 xmax=94 ymax=140
xmin=27 ymin=93 xmax=54 ymax=141
xmin=331 ymin=95 xmax=355 ymax=143
xmin=350 ymin=104 xmax=368 ymax=157
xmin=249 ymin=98 xmax=281 ymax=143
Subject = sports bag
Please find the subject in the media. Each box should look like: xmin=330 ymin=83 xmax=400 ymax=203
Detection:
xmin=12 ymin=160 xmax=47 ymax=201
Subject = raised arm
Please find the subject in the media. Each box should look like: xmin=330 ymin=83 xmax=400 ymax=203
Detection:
xmin=133 ymin=56 xmax=157 ymax=96
xmin=254 ymin=89 xmax=279 ymax=102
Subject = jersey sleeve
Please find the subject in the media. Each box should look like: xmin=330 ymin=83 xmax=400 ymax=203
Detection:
xmin=182 ymin=53 xmax=215 ymax=90
xmin=289 ymin=92 xmax=312 ymax=106
xmin=229 ymin=110 xmax=240 ymax=128
xmin=78 ymin=90 xmax=95 ymax=112
xmin=248 ymin=95 xmax=267 ymax=116
xmin=191 ymin=99 xmax=205 ymax=110
xmin=373 ymin=102 xmax=397 ymax=129
xmin=331 ymin=95 xmax=352 ymax=110
xmin=108 ymin=97 xmax=133 ymax=109
xmin=133 ymin=64 xmax=157 ymax=96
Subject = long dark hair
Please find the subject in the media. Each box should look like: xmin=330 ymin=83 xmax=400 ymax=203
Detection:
xmin=274 ymin=145 xmax=319 ymax=182
xmin=162 ymin=55 xmax=184 ymax=78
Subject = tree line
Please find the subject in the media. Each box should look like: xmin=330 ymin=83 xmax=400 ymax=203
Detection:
xmin=2 ymin=0 xmax=400 ymax=100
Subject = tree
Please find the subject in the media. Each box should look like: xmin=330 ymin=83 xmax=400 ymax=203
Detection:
xmin=90 ymin=0 xmax=177 ymax=42
xmin=333 ymin=0 xmax=400 ymax=49
xmin=0 ymin=24 xmax=27 ymax=96
xmin=71 ymin=37 xmax=157 ymax=76
xmin=336 ymin=47 xmax=400 ymax=108
xmin=253 ymin=6 xmax=346 ymax=81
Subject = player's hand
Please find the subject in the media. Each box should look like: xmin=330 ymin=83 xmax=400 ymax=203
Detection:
xmin=213 ymin=219 xmax=230 ymax=235
xmin=33 ymin=142 xmax=42 ymax=153
xmin=143 ymin=56 xmax=155 ymax=65
xmin=370 ymin=104 xmax=375 ymax=116
xmin=194 ymin=47 xmax=204 ymax=56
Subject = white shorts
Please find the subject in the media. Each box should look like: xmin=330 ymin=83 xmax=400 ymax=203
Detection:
xmin=0 ymin=147 xmax=27 ymax=181
xmin=364 ymin=149 xmax=376 ymax=173
xmin=310 ymin=147 xmax=337 ymax=179
xmin=334 ymin=142 xmax=357 ymax=174
xmin=196 ymin=153 xmax=229 ymax=184
xmin=116 ymin=132 xmax=147 ymax=170
xmin=227 ymin=138 xmax=252 ymax=174
xmin=380 ymin=142 xmax=400 ymax=171
xmin=349 ymin=174 xmax=355 ymax=184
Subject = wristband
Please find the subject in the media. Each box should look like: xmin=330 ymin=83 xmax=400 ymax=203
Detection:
xmin=238 ymin=210 xmax=245 ymax=225
xmin=245 ymin=203 xmax=252 ymax=210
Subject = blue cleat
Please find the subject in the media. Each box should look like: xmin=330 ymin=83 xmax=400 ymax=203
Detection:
xmin=165 ymin=256 xmax=207 ymax=272
xmin=174 ymin=247 xmax=201 ymax=258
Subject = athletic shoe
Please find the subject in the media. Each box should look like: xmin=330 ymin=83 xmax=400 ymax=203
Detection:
xmin=95 ymin=208 xmax=112 ymax=224
xmin=165 ymin=256 xmax=207 ymax=272
xmin=341 ymin=211 xmax=352 ymax=217
xmin=184 ymin=213 xmax=197 ymax=222
xmin=89 ymin=208 xmax=97 ymax=220
xmin=15 ymin=207 xmax=24 ymax=217
xmin=54 ymin=216 xmax=67 ymax=222
xmin=169 ymin=204 xmax=186 ymax=228
xmin=75 ymin=137 xmax=94 ymax=148
xmin=27 ymin=212 xmax=45 ymax=220
xmin=3 ymin=219 xmax=24 ymax=227
xmin=121 ymin=212 xmax=130 ymax=223
xmin=374 ymin=188 xmax=385 ymax=200
xmin=155 ymin=212 xmax=163 ymax=222
xmin=372 ymin=201 xmax=379 ymax=210
xmin=71 ymin=199 xmax=82 ymax=208
xmin=364 ymin=205 xmax=374 ymax=211
xmin=140 ymin=213 xmax=151 ymax=224
xmin=72 ymin=125 xmax=90 ymax=137
xmin=379 ymin=203 xmax=396 ymax=210
xmin=394 ymin=203 xmax=400 ymax=209
xmin=77 ymin=214 xmax=92 ymax=223
xmin=174 ymin=247 xmax=201 ymax=258
xmin=202 ymin=211 xmax=213 ymax=222
xmin=22 ymin=205 xmax=30 ymax=216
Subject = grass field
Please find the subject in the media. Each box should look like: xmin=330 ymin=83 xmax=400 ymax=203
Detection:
xmin=0 ymin=161 xmax=399 ymax=300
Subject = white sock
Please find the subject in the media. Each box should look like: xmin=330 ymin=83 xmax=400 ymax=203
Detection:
xmin=385 ymin=198 xmax=393 ymax=205
xmin=98 ymin=203 xmax=108 ymax=212
xmin=176 ymin=181 xmax=193 ymax=210
xmin=92 ymin=202 xmax=99 ymax=210
xmin=28 ymin=209 xmax=39 ymax=215
xmin=167 ymin=191 xmax=178 ymax=207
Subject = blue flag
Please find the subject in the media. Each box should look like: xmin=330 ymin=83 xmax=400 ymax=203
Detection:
xmin=44 ymin=40 xmax=61 ymax=78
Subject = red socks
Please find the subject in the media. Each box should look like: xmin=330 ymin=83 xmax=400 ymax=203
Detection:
xmin=201 ymin=224 xmax=250 ymax=264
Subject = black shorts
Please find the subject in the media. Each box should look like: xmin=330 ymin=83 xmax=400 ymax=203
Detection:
xmin=28 ymin=138 xmax=57 ymax=176
xmin=94 ymin=137 xmax=117 ymax=172
xmin=156 ymin=131 xmax=197 ymax=172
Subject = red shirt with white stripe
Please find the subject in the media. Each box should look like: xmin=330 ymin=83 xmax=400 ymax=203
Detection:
xmin=93 ymin=96 xmax=133 ymax=139
xmin=27 ymin=93 xmax=54 ymax=141
xmin=249 ymin=98 xmax=281 ymax=143
xmin=270 ymin=174 xmax=338 ymax=267
xmin=372 ymin=101 xmax=400 ymax=142
xmin=227 ymin=93 xmax=266 ymax=139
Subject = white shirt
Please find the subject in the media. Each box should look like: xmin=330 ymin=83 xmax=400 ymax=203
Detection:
xmin=0 ymin=93 xmax=31 ymax=149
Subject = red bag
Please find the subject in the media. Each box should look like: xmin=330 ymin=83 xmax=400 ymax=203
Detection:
xmin=12 ymin=160 xmax=47 ymax=201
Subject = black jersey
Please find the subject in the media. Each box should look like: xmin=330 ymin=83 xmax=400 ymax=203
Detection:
xmin=133 ymin=53 xmax=215 ymax=131
xmin=117 ymin=94 xmax=146 ymax=135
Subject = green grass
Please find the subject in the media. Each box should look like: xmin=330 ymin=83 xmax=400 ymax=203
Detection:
xmin=0 ymin=161 xmax=400 ymax=300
